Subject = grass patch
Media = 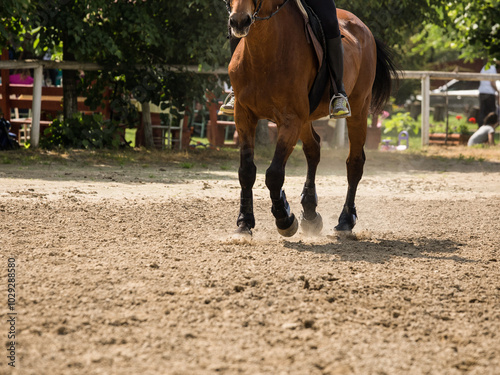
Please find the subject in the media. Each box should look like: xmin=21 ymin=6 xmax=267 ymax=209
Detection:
xmin=457 ymin=153 xmax=480 ymax=163
xmin=0 ymin=138 xmax=498 ymax=173
xmin=20 ymin=154 xmax=41 ymax=166
xmin=380 ymin=134 xmax=422 ymax=150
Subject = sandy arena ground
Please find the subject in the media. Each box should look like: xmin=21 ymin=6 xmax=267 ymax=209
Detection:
xmin=1 ymin=146 xmax=499 ymax=375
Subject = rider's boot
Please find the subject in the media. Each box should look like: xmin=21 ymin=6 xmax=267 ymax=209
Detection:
xmin=218 ymin=37 xmax=241 ymax=116
xmin=326 ymin=35 xmax=351 ymax=119
xmin=218 ymin=92 xmax=236 ymax=116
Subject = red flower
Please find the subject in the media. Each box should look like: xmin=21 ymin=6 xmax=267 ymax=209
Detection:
xmin=468 ymin=117 xmax=476 ymax=124
xmin=456 ymin=115 xmax=463 ymax=120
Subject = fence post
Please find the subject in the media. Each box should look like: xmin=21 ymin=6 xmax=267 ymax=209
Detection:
xmin=31 ymin=65 xmax=44 ymax=147
xmin=141 ymin=102 xmax=154 ymax=149
xmin=421 ymin=74 xmax=430 ymax=147
xmin=0 ymin=49 xmax=10 ymax=120
xmin=335 ymin=118 xmax=347 ymax=147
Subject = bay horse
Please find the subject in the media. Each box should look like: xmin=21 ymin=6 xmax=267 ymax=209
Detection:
xmin=226 ymin=0 xmax=397 ymax=238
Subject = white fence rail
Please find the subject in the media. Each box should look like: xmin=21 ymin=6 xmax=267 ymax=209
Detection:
xmin=400 ymin=70 xmax=500 ymax=146
xmin=1 ymin=60 xmax=500 ymax=147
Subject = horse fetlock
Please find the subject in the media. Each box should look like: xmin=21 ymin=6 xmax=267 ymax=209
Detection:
xmin=269 ymin=190 xmax=297 ymax=236
xmin=271 ymin=190 xmax=291 ymax=219
xmin=335 ymin=205 xmax=357 ymax=232
xmin=300 ymin=185 xmax=318 ymax=220
xmin=237 ymin=212 xmax=255 ymax=229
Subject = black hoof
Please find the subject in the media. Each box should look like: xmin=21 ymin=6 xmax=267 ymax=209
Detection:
xmin=300 ymin=212 xmax=323 ymax=236
xmin=233 ymin=223 xmax=253 ymax=241
xmin=334 ymin=205 xmax=357 ymax=232
xmin=277 ymin=214 xmax=299 ymax=237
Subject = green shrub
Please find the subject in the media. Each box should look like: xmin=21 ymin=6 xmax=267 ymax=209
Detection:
xmin=40 ymin=114 xmax=122 ymax=150
xmin=383 ymin=112 xmax=420 ymax=135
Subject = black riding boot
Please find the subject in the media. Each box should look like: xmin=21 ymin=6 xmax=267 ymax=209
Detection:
xmin=326 ymin=35 xmax=351 ymax=118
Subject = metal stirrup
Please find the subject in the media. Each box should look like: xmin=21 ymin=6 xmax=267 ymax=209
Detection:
xmin=223 ymin=92 xmax=234 ymax=106
xmin=329 ymin=94 xmax=351 ymax=118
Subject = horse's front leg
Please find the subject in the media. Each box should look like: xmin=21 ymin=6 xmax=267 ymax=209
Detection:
xmin=299 ymin=123 xmax=323 ymax=235
xmin=266 ymin=121 xmax=301 ymax=237
xmin=336 ymin=113 xmax=367 ymax=232
xmin=234 ymin=110 xmax=258 ymax=239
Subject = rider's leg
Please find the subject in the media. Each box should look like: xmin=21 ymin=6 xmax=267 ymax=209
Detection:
xmin=219 ymin=37 xmax=241 ymax=116
xmin=304 ymin=0 xmax=350 ymax=118
xmin=326 ymin=35 xmax=350 ymax=118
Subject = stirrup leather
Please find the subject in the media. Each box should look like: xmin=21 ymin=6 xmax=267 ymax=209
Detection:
xmin=329 ymin=94 xmax=351 ymax=119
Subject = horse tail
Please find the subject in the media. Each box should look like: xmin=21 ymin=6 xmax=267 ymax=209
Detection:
xmin=371 ymin=38 xmax=399 ymax=114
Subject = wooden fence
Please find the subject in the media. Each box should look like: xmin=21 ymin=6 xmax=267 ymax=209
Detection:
xmin=401 ymin=70 xmax=500 ymax=146
xmin=1 ymin=58 xmax=499 ymax=147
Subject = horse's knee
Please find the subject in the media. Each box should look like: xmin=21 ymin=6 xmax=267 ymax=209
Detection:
xmin=348 ymin=154 xmax=365 ymax=167
xmin=312 ymin=128 xmax=321 ymax=144
xmin=265 ymin=165 xmax=285 ymax=195
xmin=303 ymin=142 xmax=320 ymax=163
xmin=347 ymin=149 xmax=366 ymax=169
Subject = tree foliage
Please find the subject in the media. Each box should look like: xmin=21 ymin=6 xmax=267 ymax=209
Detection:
xmin=2 ymin=0 xmax=499 ymax=116
xmin=336 ymin=0 xmax=499 ymax=65
xmin=0 ymin=0 xmax=29 ymax=49
xmin=39 ymin=113 xmax=122 ymax=150
xmin=1 ymin=0 xmax=229 ymax=120
xmin=336 ymin=0 xmax=437 ymax=68
xmin=1 ymin=0 xmax=229 ymax=66
xmin=433 ymin=1 xmax=500 ymax=62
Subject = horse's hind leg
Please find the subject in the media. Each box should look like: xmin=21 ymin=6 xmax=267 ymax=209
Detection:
xmin=266 ymin=121 xmax=301 ymax=237
xmin=336 ymin=111 xmax=367 ymax=232
xmin=299 ymin=123 xmax=323 ymax=235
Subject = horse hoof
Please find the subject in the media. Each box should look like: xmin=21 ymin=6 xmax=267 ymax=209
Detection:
xmin=232 ymin=224 xmax=253 ymax=242
xmin=300 ymin=212 xmax=323 ymax=236
xmin=334 ymin=214 xmax=357 ymax=232
xmin=334 ymin=223 xmax=353 ymax=232
xmin=277 ymin=214 xmax=299 ymax=237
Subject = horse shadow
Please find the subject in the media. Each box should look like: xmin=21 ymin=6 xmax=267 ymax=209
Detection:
xmin=282 ymin=235 xmax=475 ymax=264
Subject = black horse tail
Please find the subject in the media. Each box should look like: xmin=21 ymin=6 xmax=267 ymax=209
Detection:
xmin=371 ymin=38 xmax=399 ymax=115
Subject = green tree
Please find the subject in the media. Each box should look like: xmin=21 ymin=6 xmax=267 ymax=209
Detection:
xmin=5 ymin=0 xmax=496 ymax=145
xmin=336 ymin=0 xmax=437 ymax=66
xmin=1 ymin=0 xmax=229 ymax=146
xmin=432 ymin=1 xmax=500 ymax=62
xmin=0 ymin=0 xmax=29 ymax=47
xmin=339 ymin=0 xmax=499 ymax=63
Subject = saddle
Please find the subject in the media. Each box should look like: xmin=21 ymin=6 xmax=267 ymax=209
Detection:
xmin=295 ymin=0 xmax=337 ymax=114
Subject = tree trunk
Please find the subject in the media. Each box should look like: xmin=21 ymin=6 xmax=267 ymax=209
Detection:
xmin=1 ymin=49 xmax=11 ymax=120
xmin=141 ymin=102 xmax=155 ymax=149
xmin=62 ymin=42 xmax=78 ymax=120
